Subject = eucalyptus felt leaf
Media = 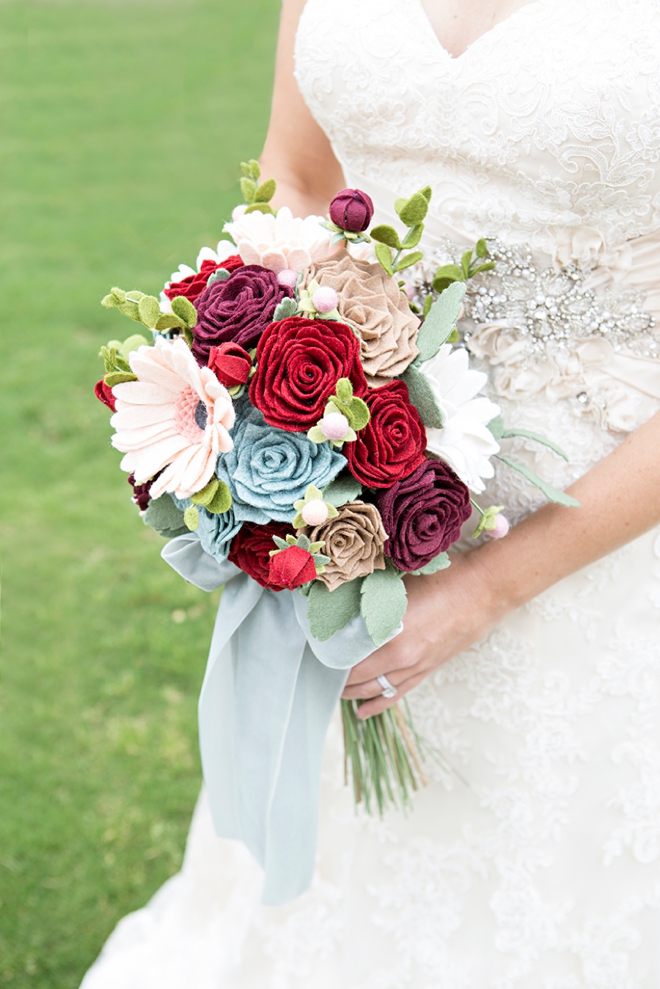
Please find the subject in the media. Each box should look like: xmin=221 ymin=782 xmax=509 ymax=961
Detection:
xmin=370 ymin=225 xmax=401 ymax=249
xmin=240 ymin=177 xmax=257 ymax=202
xmin=206 ymin=268 xmax=231 ymax=286
xmin=273 ymin=297 xmax=298 ymax=321
xmin=255 ymin=178 xmax=276 ymax=203
xmin=375 ymin=242 xmax=394 ymax=277
xmin=394 ymin=251 xmax=423 ymax=272
xmin=415 ymin=281 xmax=466 ymax=363
xmin=399 ymin=365 xmax=445 ymax=429
xmin=307 ymin=577 xmax=363 ymax=642
xmin=171 ymin=295 xmax=197 ymax=328
xmin=361 ymin=567 xmax=407 ymax=648
xmin=409 ymin=552 xmax=451 ymax=576
xmin=322 ymin=474 xmax=363 ymax=508
xmin=104 ymin=370 xmax=137 ymax=386
xmin=118 ymin=334 xmax=149 ymax=359
xmin=184 ymin=505 xmax=200 ymax=531
xmin=496 ymin=455 xmax=580 ymax=507
xmin=398 ymin=192 xmax=429 ymax=226
xmin=137 ymin=295 xmax=162 ymax=329
xmin=143 ymin=494 xmax=186 ymax=535
xmin=500 ymin=428 xmax=569 ymax=461
xmin=155 ymin=314 xmax=186 ymax=331
xmin=487 ymin=414 xmax=505 ymax=440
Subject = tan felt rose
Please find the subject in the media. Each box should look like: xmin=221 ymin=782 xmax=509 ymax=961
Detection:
xmin=304 ymin=500 xmax=387 ymax=592
xmin=304 ymin=252 xmax=420 ymax=387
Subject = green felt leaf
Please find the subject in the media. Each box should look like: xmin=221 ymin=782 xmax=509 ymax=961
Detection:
xmin=206 ymin=481 xmax=232 ymax=514
xmin=330 ymin=231 xmax=347 ymax=245
xmin=416 ymin=281 xmax=466 ymax=363
xmin=496 ymin=456 xmax=580 ymax=507
xmin=240 ymin=176 xmax=257 ymax=203
xmin=255 ymin=178 xmax=276 ymax=203
xmin=155 ymin=313 xmax=185 ymax=331
xmin=119 ymin=334 xmax=149 ymax=359
xmin=501 ymin=428 xmax=569 ymax=461
xmin=118 ymin=300 xmax=141 ymax=321
xmin=432 ymin=265 xmax=464 ymax=292
xmin=335 ymin=378 xmax=353 ymax=403
xmin=307 ymin=425 xmax=327 ymax=445
xmin=273 ymin=297 xmax=298 ymax=321
xmin=137 ymin=295 xmax=161 ymax=329
xmin=322 ymin=473 xmax=362 ymax=508
xmin=398 ymin=192 xmax=428 ymax=226
xmin=487 ymin=414 xmax=505 ymax=440
xmin=190 ymin=477 xmax=219 ymax=507
xmin=241 ymin=159 xmax=260 ymax=181
xmin=184 ymin=505 xmax=199 ymax=531
xmin=360 ymin=567 xmax=408 ymax=648
xmin=346 ymin=396 xmax=370 ymax=431
xmin=370 ymin=224 xmax=401 ymax=249
xmin=393 ymin=251 xmax=423 ymax=272
xmin=401 ymin=224 xmax=423 ymax=249
xmin=420 ymin=185 xmax=432 ymax=203
xmin=143 ymin=494 xmax=185 ymax=534
xmin=470 ymin=261 xmax=496 ymax=276
xmin=297 ymin=533 xmax=311 ymax=551
xmin=400 ymin=365 xmax=445 ymax=429
xmin=375 ymin=242 xmax=394 ymax=277
xmin=104 ymin=371 xmax=137 ymax=386
xmin=307 ymin=577 xmax=363 ymax=642
xmin=475 ymin=238 xmax=488 ymax=259
xmin=245 ymin=203 xmax=275 ymax=215
xmin=422 ymin=294 xmax=434 ymax=318
xmin=206 ymin=268 xmax=230 ymax=286
xmin=171 ymin=295 xmax=197 ymax=328
xmin=272 ymin=535 xmax=290 ymax=551
xmin=409 ymin=552 xmax=450 ymax=575
xmin=461 ymin=250 xmax=473 ymax=278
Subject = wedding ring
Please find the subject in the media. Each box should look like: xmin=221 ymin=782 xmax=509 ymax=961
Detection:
xmin=377 ymin=674 xmax=397 ymax=699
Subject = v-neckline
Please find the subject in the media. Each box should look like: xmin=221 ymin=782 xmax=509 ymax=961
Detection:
xmin=416 ymin=0 xmax=545 ymax=62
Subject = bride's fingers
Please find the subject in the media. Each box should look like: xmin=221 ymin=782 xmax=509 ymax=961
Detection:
xmin=354 ymin=671 xmax=428 ymax=720
xmin=344 ymin=642 xmax=414 ymax=686
xmin=342 ymin=668 xmax=410 ymax=700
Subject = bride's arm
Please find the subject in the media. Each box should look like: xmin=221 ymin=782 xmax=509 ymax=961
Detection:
xmin=259 ymin=0 xmax=344 ymax=215
xmin=344 ymin=407 xmax=660 ymax=717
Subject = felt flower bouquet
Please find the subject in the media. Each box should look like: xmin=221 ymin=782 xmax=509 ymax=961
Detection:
xmin=95 ymin=162 xmax=577 ymax=816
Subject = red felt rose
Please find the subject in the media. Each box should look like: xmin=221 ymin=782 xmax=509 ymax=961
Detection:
xmin=228 ymin=521 xmax=295 ymax=590
xmin=94 ymin=379 xmax=116 ymax=411
xmin=346 ymin=379 xmax=426 ymax=488
xmin=164 ymin=256 xmax=244 ymax=303
xmin=268 ymin=545 xmax=317 ymax=590
xmin=249 ymin=316 xmax=367 ymax=432
xmin=208 ymin=342 xmax=252 ymax=388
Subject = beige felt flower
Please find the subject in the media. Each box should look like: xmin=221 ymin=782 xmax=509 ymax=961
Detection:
xmin=304 ymin=252 xmax=420 ymax=387
xmin=305 ymin=500 xmax=387 ymax=592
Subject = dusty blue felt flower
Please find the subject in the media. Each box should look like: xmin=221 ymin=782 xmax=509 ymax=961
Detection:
xmin=216 ymin=400 xmax=346 ymax=523
xmin=171 ymin=496 xmax=242 ymax=563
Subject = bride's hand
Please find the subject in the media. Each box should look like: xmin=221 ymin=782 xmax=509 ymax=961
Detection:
xmin=342 ymin=551 xmax=510 ymax=719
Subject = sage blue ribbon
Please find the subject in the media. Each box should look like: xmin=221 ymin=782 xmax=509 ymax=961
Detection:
xmin=161 ymin=533 xmax=381 ymax=905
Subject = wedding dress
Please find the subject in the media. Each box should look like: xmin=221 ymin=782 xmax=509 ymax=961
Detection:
xmin=81 ymin=1 xmax=660 ymax=985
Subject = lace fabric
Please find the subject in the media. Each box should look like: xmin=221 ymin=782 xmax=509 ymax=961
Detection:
xmin=80 ymin=3 xmax=660 ymax=986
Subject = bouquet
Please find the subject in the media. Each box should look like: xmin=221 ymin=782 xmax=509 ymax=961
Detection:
xmin=95 ymin=162 xmax=577 ymax=901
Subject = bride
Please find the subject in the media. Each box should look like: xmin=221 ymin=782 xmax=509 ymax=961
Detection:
xmin=82 ymin=0 xmax=660 ymax=985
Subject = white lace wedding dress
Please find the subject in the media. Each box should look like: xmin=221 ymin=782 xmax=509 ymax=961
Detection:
xmin=81 ymin=1 xmax=660 ymax=985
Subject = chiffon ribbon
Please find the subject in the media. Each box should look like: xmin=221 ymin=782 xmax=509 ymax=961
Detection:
xmin=161 ymin=532 xmax=381 ymax=905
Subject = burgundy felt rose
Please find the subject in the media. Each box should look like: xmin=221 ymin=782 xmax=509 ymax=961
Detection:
xmin=128 ymin=472 xmax=155 ymax=512
xmin=268 ymin=545 xmax=317 ymax=590
xmin=192 ymin=265 xmax=292 ymax=364
xmin=376 ymin=460 xmax=471 ymax=571
xmin=346 ymin=379 xmax=426 ymax=488
xmin=208 ymin=342 xmax=252 ymax=388
xmin=94 ymin=379 xmax=116 ymax=411
xmin=329 ymin=189 xmax=374 ymax=233
xmin=164 ymin=256 xmax=244 ymax=304
xmin=228 ymin=521 xmax=295 ymax=590
xmin=249 ymin=316 xmax=368 ymax=432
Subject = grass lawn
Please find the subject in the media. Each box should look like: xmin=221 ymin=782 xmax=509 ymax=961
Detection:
xmin=0 ymin=2 xmax=278 ymax=984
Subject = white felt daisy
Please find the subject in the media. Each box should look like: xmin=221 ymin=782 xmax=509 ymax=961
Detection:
xmin=223 ymin=205 xmax=339 ymax=274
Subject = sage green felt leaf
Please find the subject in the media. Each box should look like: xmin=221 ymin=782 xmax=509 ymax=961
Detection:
xmin=370 ymin=224 xmax=401 ymax=249
xmin=410 ymin=552 xmax=450 ymax=576
xmin=401 ymin=224 xmax=423 ymax=249
xmin=487 ymin=414 xmax=505 ymax=440
xmin=104 ymin=371 xmax=137 ymax=386
xmin=416 ymin=281 xmax=466 ymax=362
xmin=322 ymin=473 xmax=362 ymax=508
xmin=393 ymin=251 xmax=423 ymax=272
xmin=400 ymin=365 xmax=445 ymax=429
xmin=330 ymin=231 xmax=347 ymax=246
xmin=155 ymin=313 xmax=185 ymax=331
xmin=398 ymin=192 xmax=429 ymax=226
xmin=190 ymin=478 xmax=219 ymax=507
xmin=119 ymin=334 xmax=149 ymax=359
xmin=307 ymin=577 xmax=363 ymax=642
xmin=144 ymin=494 xmax=186 ymax=535
xmin=361 ymin=567 xmax=408 ymax=648
xmin=375 ymin=242 xmax=394 ymax=277
xmin=273 ymin=297 xmax=298 ymax=321
xmin=297 ymin=533 xmax=311 ymax=552
xmin=206 ymin=481 xmax=232 ymax=514
xmin=272 ymin=536 xmax=290 ymax=551
xmin=432 ymin=264 xmax=464 ymax=291
xmin=255 ymin=178 xmax=276 ymax=203
xmin=137 ymin=295 xmax=161 ymax=329
xmin=501 ymin=428 xmax=569 ymax=461
xmin=476 ymin=238 xmax=488 ymax=258
xmin=346 ymin=396 xmax=370 ymax=431
xmin=171 ymin=295 xmax=197 ymax=328
xmin=206 ymin=268 xmax=230 ymax=286
xmin=496 ymin=456 xmax=580 ymax=507
xmin=240 ymin=177 xmax=257 ymax=202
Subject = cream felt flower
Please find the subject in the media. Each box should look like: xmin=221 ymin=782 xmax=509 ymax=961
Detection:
xmin=223 ymin=206 xmax=339 ymax=273
xmin=421 ymin=344 xmax=501 ymax=493
xmin=110 ymin=337 xmax=235 ymax=500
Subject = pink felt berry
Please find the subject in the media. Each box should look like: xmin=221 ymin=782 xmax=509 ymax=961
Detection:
xmin=301 ymin=499 xmax=329 ymax=527
xmin=277 ymin=268 xmax=299 ymax=289
xmin=321 ymin=411 xmax=349 ymax=441
xmin=311 ymin=286 xmax=338 ymax=314
xmin=487 ymin=514 xmax=510 ymax=539
xmin=404 ymin=282 xmax=415 ymax=301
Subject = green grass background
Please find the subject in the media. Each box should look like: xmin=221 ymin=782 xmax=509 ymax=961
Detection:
xmin=0 ymin=2 xmax=279 ymax=984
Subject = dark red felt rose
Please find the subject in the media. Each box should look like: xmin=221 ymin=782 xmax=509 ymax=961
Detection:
xmin=192 ymin=265 xmax=292 ymax=364
xmin=346 ymin=379 xmax=426 ymax=488
xmin=249 ymin=316 xmax=367 ymax=432
xmin=269 ymin=545 xmax=317 ymax=590
xmin=164 ymin=256 xmax=244 ymax=304
xmin=328 ymin=189 xmax=374 ymax=233
xmin=376 ymin=459 xmax=471 ymax=571
xmin=94 ymin=379 xmax=116 ymax=412
xmin=208 ymin=342 xmax=252 ymax=388
xmin=127 ymin=472 xmax=155 ymax=512
xmin=228 ymin=521 xmax=295 ymax=590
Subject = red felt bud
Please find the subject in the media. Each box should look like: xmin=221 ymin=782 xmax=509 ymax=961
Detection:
xmin=94 ymin=379 xmax=116 ymax=411
xmin=328 ymin=189 xmax=374 ymax=233
xmin=208 ymin=342 xmax=253 ymax=386
xmin=268 ymin=545 xmax=318 ymax=590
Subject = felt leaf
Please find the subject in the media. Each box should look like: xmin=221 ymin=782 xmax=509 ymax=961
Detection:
xmin=101 ymin=290 xmax=122 ymax=309
xmin=309 ymin=540 xmax=325 ymax=554
xmin=393 ymin=251 xmax=423 ymax=272
xmin=245 ymin=203 xmax=275 ymax=215
xmin=273 ymin=296 xmax=298 ymax=321
xmin=307 ymin=577 xmax=363 ymax=642
xmin=104 ymin=371 xmax=137 ymax=386
xmin=154 ymin=314 xmax=184 ymax=332
xmin=432 ymin=264 xmax=464 ymax=291
xmin=501 ymin=428 xmax=569 ymax=461
xmin=143 ymin=494 xmax=185 ymax=534
xmin=171 ymin=295 xmax=197 ymax=328
xmin=401 ymin=224 xmax=423 ymax=249
xmin=419 ymin=185 xmax=432 ymax=203
xmin=487 ymin=414 xmax=505 ymax=440
xmin=190 ymin=477 xmax=219 ymax=507
xmin=422 ymin=294 xmax=434 ymax=318
xmin=205 ymin=481 xmax=232 ymax=514
xmin=360 ymin=567 xmax=408 ymax=648
xmin=206 ymin=268 xmax=230 ymax=286
xmin=272 ymin=535 xmax=290 ymax=551
xmin=394 ymin=197 xmax=408 ymax=215
xmin=240 ymin=176 xmax=257 ymax=202
xmin=398 ymin=192 xmax=428 ymax=226
xmin=137 ymin=295 xmax=162 ymax=329
xmin=184 ymin=505 xmax=199 ymax=531
xmin=322 ymin=473 xmax=362 ymax=508
xmin=330 ymin=231 xmax=347 ymax=245
xmin=335 ymin=378 xmax=353 ymax=403
xmin=461 ymin=250 xmax=473 ymax=278
xmin=370 ymin=224 xmax=401 ymax=249
xmin=118 ymin=300 xmax=141 ymax=321
xmin=292 ymin=512 xmax=305 ymax=530
xmin=409 ymin=552 xmax=451 ymax=575
xmin=375 ymin=242 xmax=394 ymax=277
xmin=496 ymin=456 xmax=580 ymax=507
xmin=470 ymin=261 xmax=496 ymax=276
xmin=475 ymin=238 xmax=488 ymax=259
xmin=313 ymin=554 xmax=331 ymax=567
xmin=307 ymin=425 xmax=327 ymax=445
xmin=400 ymin=365 xmax=445 ymax=429
xmin=416 ymin=281 xmax=466 ymax=362
xmin=241 ymin=159 xmax=260 ymax=181
xmin=254 ymin=178 xmax=276 ymax=203
xmin=119 ymin=334 xmax=149 ymax=359
xmin=346 ymin=396 xmax=370 ymax=431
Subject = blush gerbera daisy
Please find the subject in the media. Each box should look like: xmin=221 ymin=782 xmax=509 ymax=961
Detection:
xmin=110 ymin=337 xmax=235 ymax=500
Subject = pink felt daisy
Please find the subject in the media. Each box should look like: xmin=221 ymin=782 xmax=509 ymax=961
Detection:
xmin=110 ymin=337 xmax=235 ymax=500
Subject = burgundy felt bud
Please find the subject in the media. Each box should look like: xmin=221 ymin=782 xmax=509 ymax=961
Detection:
xmin=94 ymin=379 xmax=116 ymax=412
xmin=268 ymin=545 xmax=318 ymax=590
xmin=128 ymin=472 xmax=154 ymax=512
xmin=207 ymin=342 xmax=252 ymax=388
xmin=328 ymin=189 xmax=374 ymax=233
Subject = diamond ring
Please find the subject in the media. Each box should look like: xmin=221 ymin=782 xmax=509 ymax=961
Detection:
xmin=377 ymin=674 xmax=397 ymax=699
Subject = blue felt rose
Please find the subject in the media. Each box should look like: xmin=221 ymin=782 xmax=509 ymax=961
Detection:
xmin=172 ymin=496 xmax=242 ymax=563
xmin=216 ymin=400 xmax=346 ymax=524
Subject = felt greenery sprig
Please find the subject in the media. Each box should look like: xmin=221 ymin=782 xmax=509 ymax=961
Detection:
xmin=269 ymin=532 xmax=331 ymax=575
xmin=430 ymin=238 xmax=496 ymax=298
xmin=470 ymin=500 xmax=506 ymax=538
xmin=102 ymin=287 xmax=197 ymax=345
xmin=239 ymin=160 xmax=277 ymax=216
xmin=370 ymin=187 xmax=432 ymax=277
xmin=307 ymin=378 xmax=370 ymax=448
xmin=291 ymin=484 xmax=339 ymax=530
xmin=182 ymin=477 xmax=233 ymax=531
xmin=100 ymin=332 xmax=149 ymax=386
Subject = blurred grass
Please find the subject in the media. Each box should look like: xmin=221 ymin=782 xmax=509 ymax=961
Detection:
xmin=0 ymin=1 xmax=278 ymax=985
